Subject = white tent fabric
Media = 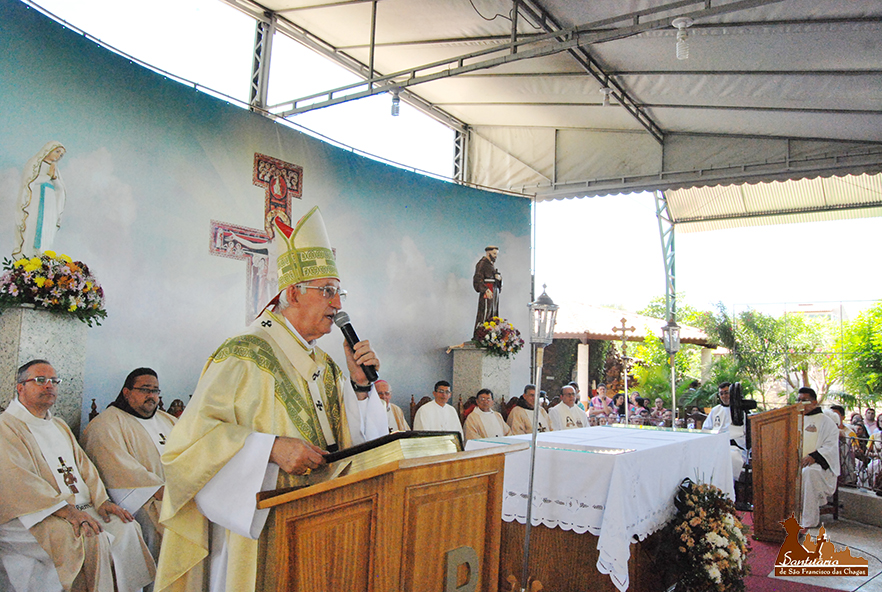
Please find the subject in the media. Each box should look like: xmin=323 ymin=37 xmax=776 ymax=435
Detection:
xmin=224 ymin=0 xmax=882 ymax=221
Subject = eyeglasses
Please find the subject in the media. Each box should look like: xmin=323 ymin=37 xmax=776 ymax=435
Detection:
xmin=297 ymin=284 xmax=347 ymax=301
xmin=132 ymin=387 xmax=161 ymax=395
xmin=19 ymin=376 xmax=63 ymax=386
xmin=435 ymin=389 xmax=452 ymax=395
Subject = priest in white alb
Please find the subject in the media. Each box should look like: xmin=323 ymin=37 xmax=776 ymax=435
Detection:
xmin=548 ymin=385 xmax=588 ymax=431
xmin=797 ymin=387 xmax=840 ymax=528
xmin=155 ymin=207 xmax=388 ymax=592
xmin=464 ymin=389 xmax=510 ymax=441
xmin=0 ymin=360 xmax=155 ymax=592
xmin=507 ymin=384 xmax=552 ymax=435
xmin=81 ymin=368 xmax=177 ymax=564
xmin=412 ymin=381 xmax=463 ymax=438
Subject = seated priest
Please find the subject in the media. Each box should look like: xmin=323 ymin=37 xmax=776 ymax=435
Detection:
xmin=702 ymin=382 xmax=746 ymax=479
xmin=375 ymin=379 xmax=409 ymax=433
xmin=0 ymin=360 xmax=155 ymax=592
xmin=81 ymin=367 xmax=177 ymax=563
xmin=797 ymin=387 xmax=840 ymax=528
xmin=412 ymin=381 xmax=464 ymax=438
xmin=464 ymin=389 xmax=511 ymax=441
xmin=548 ymin=385 xmax=588 ymax=431
xmin=155 ymin=207 xmax=388 ymax=592
xmin=507 ymin=384 xmax=551 ymax=435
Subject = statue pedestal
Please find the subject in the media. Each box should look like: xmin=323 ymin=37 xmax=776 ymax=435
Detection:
xmin=451 ymin=344 xmax=512 ymax=403
xmin=0 ymin=306 xmax=88 ymax=433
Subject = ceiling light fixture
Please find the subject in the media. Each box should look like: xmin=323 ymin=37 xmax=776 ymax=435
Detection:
xmin=600 ymin=87 xmax=613 ymax=107
xmin=672 ymin=17 xmax=694 ymax=61
xmin=391 ymin=88 xmax=400 ymax=116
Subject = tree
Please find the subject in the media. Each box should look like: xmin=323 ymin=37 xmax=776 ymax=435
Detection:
xmin=832 ymin=302 xmax=882 ymax=409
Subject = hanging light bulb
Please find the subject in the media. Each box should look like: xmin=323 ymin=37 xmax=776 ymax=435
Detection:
xmin=600 ymin=87 xmax=613 ymax=107
xmin=672 ymin=17 xmax=693 ymax=61
xmin=391 ymin=88 xmax=400 ymax=116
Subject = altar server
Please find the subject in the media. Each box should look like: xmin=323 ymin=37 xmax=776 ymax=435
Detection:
xmin=0 ymin=360 xmax=155 ymax=592
xmin=412 ymin=380 xmax=464 ymax=438
xmin=797 ymin=387 xmax=840 ymax=528
xmin=702 ymin=382 xmax=746 ymax=478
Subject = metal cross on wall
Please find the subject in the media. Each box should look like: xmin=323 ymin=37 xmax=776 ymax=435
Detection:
xmin=612 ymin=318 xmax=636 ymax=423
xmin=210 ymin=153 xmax=302 ymax=323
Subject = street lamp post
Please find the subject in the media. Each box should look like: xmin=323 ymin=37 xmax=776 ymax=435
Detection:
xmin=662 ymin=320 xmax=681 ymax=425
xmin=521 ymin=285 xmax=558 ymax=592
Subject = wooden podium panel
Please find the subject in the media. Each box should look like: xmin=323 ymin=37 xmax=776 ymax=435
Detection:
xmin=750 ymin=405 xmax=803 ymax=542
xmin=260 ymin=445 xmax=522 ymax=592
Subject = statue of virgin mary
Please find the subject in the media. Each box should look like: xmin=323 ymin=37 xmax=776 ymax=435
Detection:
xmin=13 ymin=140 xmax=67 ymax=258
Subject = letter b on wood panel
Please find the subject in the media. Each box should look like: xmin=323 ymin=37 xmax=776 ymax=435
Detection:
xmin=445 ymin=546 xmax=479 ymax=592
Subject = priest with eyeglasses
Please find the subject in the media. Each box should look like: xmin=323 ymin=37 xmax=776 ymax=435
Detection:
xmin=155 ymin=206 xmax=387 ymax=592
xmin=0 ymin=359 xmax=155 ymax=592
xmin=81 ymin=368 xmax=177 ymax=566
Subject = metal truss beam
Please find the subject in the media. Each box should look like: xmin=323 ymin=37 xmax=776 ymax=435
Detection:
xmin=220 ymin=0 xmax=468 ymax=133
xmin=270 ymin=0 xmax=785 ymax=121
xmin=249 ymin=11 xmax=276 ymax=111
xmin=519 ymin=144 xmax=882 ymax=200
xmin=655 ymin=190 xmax=677 ymax=325
xmin=453 ymin=128 xmax=469 ymax=182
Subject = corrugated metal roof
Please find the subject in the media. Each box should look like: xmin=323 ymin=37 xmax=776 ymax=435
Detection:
xmin=553 ymin=302 xmax=710 ymax=346
xmin=667 ymin=172 xmax=882 ymax=232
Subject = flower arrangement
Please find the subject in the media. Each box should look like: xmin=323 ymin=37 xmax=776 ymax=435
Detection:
xmin=662 ymin=478 xmax=750 ymax=592
xmin=0 ymin=251 xmax=107 ymax=326
xmin=473 ymin=316 xmax=524 ymax=358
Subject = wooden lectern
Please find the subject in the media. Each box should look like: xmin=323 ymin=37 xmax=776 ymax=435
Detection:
xmin=750 ymin=405 xmax=803 ymax=542
xmin=257 ymin=444 xmax=525 ymax=592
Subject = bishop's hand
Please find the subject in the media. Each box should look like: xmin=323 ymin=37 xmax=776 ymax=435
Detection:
xmin=344 ymin=339 xmax=379 ymax=390
xmin=98 ymin=500 xmax=133 ymax=523
xmin=270 ymin=436 xmax=327 ymax=475
xmin=54 ymin=504 xmax=103 ymax=537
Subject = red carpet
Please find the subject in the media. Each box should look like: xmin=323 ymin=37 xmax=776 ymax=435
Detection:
xmin=739 ymin=511 xmax=841 ymax=592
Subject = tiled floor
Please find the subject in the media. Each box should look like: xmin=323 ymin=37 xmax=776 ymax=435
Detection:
xmin=769 ymin=518 xmax=882 ymax=591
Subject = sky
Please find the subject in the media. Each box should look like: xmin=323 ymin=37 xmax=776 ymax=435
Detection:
xmin=27 ymin=0 xmax=882 ymax=322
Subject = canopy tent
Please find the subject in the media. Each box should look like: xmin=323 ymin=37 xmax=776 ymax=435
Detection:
xmin=219 ymin=0 xmax=882 ymax=211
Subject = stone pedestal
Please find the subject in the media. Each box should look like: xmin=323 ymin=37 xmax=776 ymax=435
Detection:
xmin=0 ymin=306 xmax=88 ymax=433
xmin=451 ymin=344 xmax=512 ymax=405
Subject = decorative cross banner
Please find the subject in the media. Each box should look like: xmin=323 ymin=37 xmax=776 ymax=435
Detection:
xmin=210 ymin=153 xmax=302 ymax=322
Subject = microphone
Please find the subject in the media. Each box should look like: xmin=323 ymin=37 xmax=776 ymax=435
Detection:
xmin=333 ymin=311 xmax=379 ymax=383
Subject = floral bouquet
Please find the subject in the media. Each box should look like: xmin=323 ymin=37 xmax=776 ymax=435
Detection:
xmin=473 ymin=316 xmax=524 ymax=359
xmin=0 ymin=251 xmax=107 ymax=326
xmin=663 ymin=478 xmax=750 ymax=591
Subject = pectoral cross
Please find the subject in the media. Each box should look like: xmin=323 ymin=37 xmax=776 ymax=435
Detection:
xmin=57 ymin=457 xmax=79 ymax=494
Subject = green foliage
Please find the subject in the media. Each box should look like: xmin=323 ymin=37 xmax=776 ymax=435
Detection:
xmin=832 ymin=302 xmax=882 ymax=407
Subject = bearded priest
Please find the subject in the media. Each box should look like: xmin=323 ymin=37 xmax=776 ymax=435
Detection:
xmin=155 ymin=206 xmax=388 ymax=592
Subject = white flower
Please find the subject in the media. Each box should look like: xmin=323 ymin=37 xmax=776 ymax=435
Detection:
xmin=705 ymin=531 xmax=728 ymax=548
xmin=706 ymin=564 xmax=722 ymax=583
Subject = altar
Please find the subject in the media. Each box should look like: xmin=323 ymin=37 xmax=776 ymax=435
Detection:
xmin=466 ymin=425 xmax=734 ymax=591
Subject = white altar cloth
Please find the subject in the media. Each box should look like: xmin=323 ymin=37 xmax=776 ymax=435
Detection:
xmin=465 ymin=425 xmax=734 ymax=592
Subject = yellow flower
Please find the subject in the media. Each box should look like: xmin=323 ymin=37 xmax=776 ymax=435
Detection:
xmin=29 ymin=257 xmax=42 ymax=266
xmin=68 ymin=304 xmax=77 ymax=312
xmin=44 ymin=250 xmax=57 ymax=258
xmin=34 ymin=277 xmax=46 ymax=288
xmin=13 ymin=259 xmax=26 ymax=268
xmin=60 ymin=253 xmax=72 ymax=263
xmin=84 ymin=282 xmax=92 ymax=292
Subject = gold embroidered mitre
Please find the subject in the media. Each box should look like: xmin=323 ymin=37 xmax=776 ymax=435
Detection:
xmin=274 ymin=206 xmax=339 ymax=292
